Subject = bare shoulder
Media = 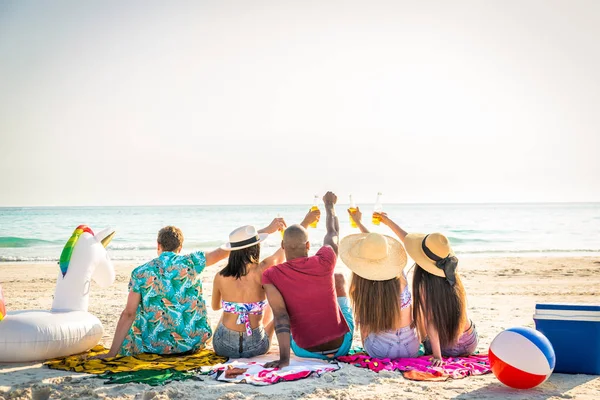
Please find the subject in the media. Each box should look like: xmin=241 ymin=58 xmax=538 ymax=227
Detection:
xmin=213 ymin=270 xmax=222 ymax=284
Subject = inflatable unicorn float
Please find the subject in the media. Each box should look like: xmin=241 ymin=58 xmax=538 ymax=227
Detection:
xmin=0 ymin=225 xmax=116 ymax=362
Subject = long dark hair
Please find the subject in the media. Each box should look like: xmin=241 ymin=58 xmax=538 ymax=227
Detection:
xmin=219 ymin=244 xmax=260 ymax=279
xmin=349 ymin=273 xmax=401 ymax=333
xmin=412 ymin=264 xmax=467 ymax=348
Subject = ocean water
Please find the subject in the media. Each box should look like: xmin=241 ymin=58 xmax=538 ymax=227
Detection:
xmin=0 ymin=203 xmax=599 ymax=262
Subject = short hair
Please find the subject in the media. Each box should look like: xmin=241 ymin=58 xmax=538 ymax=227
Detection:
xmin=283 ymin=224 xmax=308 ymax=249
xmin=157 ymin=226 xmax=184 ymax=252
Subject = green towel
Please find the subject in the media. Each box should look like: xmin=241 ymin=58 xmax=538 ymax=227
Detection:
xmin=99 ymin=369 xmax=202 ymax=386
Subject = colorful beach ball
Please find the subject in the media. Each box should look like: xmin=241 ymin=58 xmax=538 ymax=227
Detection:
xmin=489 ymin=327 xmax=555 ymax=389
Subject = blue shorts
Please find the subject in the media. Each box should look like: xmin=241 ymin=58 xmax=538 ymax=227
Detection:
xmin=290 ymin=297 xmax=354 ymax=360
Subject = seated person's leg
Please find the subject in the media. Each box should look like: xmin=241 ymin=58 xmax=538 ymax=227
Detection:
xmin=334 ymin=273 xmax=354 ymax=357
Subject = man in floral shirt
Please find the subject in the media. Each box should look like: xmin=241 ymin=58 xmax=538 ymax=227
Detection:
xmin=98 ymin=226 xmax=229 ymax=357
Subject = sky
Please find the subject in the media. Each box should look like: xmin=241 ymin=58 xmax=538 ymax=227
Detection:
xmin=1 ymin=0 xmax=599 ymax=206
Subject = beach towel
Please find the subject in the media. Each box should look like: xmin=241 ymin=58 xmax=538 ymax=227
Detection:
xmin=209 ymin=354 xmax=341 ymax=386
xmin=45 ymin=345 xmax=227 ymax=374
xmin=99 ymin=369 xmax=203 ymax=386
xmin=337 ymin=354 xmax=491 ymax=381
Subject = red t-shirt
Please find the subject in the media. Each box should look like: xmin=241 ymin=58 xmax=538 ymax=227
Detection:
xmin=262 ymin=246 xmax=349 ymax=349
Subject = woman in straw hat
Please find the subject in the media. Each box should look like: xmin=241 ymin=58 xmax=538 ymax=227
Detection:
xmin=211 ymin=217 xmax=286 ymax=358
xmin=340 ymin=208 xmax=420 ymax=359
xmin=370 ymin=212 xmax=478 ymax=366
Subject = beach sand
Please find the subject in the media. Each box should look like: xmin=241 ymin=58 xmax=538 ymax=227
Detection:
xmin=1 ymin=256 xmax=599 ymax=399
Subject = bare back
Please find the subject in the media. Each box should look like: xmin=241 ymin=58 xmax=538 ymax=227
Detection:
xmin=214 ymin=263 xmax=267 ymax=331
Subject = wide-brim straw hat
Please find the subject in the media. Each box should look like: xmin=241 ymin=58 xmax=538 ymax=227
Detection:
xmin=404 ymin=232 xmax=455 ymax=277
xmin=221 ymin=225 xmax=268 ymax=251
xmin=340 ymin=233 xmax=407 ymax=281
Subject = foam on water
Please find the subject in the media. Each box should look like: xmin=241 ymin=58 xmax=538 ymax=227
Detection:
xmin=1 ymin=203 xmax=599 ymax=262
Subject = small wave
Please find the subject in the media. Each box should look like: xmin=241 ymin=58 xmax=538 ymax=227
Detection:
xmin=0 ymin=254 xmax=148 ymax=262
xmin=458 ymin=248 xmax=600 ymax=255
xmin=109 ymin=240 xmax=226 ymax=251
xmin=0 ymin=237 xmax=60 ymax=248
xmin=108 ymin=243 xmax=158 ymax=251
xmin=0 ymin=255 xmax=58 ymax=262
xmin=183 ymin=240 xmax=225 ymax=249
xmin=447 ymin=237 xmax=491 ymax=244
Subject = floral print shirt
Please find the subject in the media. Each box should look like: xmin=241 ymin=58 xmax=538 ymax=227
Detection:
xmin=121 ymin=251 xmax=211 ymax=356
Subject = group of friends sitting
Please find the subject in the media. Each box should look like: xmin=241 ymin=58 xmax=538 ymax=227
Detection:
xmin=97 ymin=192 xmax=478 ymax=368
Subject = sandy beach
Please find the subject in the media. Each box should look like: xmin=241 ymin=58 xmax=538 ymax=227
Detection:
xmin=1 ymin=256 xmax=599 ymax=399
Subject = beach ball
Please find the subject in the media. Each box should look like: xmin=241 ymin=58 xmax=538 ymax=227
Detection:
xmin=489 ymin=327 xmax=555 ymax=389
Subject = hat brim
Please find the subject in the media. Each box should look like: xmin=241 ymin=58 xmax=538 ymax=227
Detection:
xmin=404 ymin=233 xmax=449 ymax=278
xmin=339 ymin=234 xmax=407 ymax=281
xmin=220 ymin=233 xmax=269 ymax=251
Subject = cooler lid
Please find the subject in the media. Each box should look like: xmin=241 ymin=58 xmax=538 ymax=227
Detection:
xmin=535 ymin=303 xmax=600 ymax=322
xmin=536 ymin=303 xmax=600 ymax=312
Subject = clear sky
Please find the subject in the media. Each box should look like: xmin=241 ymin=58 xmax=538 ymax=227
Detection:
xmin=1 ymin=1 xmax=599 ymax=206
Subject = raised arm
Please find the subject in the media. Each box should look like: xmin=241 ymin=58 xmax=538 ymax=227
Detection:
xmin=377 ymin=212 xmax=408 ymax=242
xmin=259 ymin=247 xmax=286 ymax=274
xmin=205 ymin=248 xmax=230 ymax=266
xmin=263 ymin=284 xmax=291 ymax=369
xmin=300 ymin=209 xmax=320 ymax=229
xmin=323 ymin=191 xmax=340 ymax=255
xmin=258 ymin=217 xmax=286 ymax=235
xmin=348 ymin=206 xmax=370 ymax=234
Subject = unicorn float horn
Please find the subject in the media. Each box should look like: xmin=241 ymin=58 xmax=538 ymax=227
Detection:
xmin=51 ymin=226 xmax=116 ymax=312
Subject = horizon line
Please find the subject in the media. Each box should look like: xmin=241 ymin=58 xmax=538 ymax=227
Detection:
xmin=1 ymin=201 xmax=599 ymax=208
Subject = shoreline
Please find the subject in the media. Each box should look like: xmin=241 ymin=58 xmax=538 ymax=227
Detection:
xmin=3 ymin=253 xmax=600 ymax=265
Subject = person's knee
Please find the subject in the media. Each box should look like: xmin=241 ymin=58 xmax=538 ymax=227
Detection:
xmin=334 ymin=273 xmax=347 ymax=297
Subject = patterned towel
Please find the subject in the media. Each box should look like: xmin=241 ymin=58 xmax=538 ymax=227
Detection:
xmin=45 ymin=345 xmax=227 ymax=374
xmin=209 ymin=355 xmax=341 ymax=386
xmin=99 ymin=369 xmax=203 ymax=386
xmin=337 ymin=354 xmax=491 ymax=381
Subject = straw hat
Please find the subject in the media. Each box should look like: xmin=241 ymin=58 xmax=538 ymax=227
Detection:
xmin=404 ymin=232 xmax=456 ymax=279
xmin=221 ymin=225 xmax=268 ymax=251
xmin=340 ymin=233 xmax=407 ymax=281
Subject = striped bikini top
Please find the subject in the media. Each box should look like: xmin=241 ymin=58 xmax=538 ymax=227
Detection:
xmin=221 ymin=300 xmax=267 ymax=336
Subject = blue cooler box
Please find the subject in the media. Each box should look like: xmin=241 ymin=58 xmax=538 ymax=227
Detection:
xmin=534 ymin=303 xmax=600 ymax=375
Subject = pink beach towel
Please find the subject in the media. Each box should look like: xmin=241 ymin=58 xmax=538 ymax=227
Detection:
xmin=209 ymin=355 xmax=341 ymax=386
xmin=337 ymin=354 xmax=491 ymax=381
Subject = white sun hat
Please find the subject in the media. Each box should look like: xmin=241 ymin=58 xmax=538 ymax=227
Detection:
xmin=220 ymin=225 xmax=269 ymax=251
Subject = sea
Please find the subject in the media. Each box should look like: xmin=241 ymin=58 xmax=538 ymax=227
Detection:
xmin=0 ymin=203 xmax=599 ymax=263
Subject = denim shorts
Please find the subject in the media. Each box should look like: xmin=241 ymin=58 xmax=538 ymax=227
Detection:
xmin=363 ymin=325 xmax=420 ymax=359
xmin=290 ymin=297 xmax=355 ymax=360
xmin=212 ymin=323 xmax=270 ymax=359
xmin=424 ymin=322 xmax=479 ymax=357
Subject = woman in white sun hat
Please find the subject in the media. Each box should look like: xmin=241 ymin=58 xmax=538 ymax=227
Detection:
xmin=211 ymin=218 xmax=286 ymax=358
xmin=340 ymin=208 xmax=420 ymax=359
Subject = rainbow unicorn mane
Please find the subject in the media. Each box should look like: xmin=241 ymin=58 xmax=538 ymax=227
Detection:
xmin=59 ymin=225 xmax=94 ymax=277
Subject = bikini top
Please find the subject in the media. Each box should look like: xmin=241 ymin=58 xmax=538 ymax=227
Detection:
xmin=400 ymin=271 xmax=412 ymax=310
xmin=221 ymin=300 xmax=268 ymax=336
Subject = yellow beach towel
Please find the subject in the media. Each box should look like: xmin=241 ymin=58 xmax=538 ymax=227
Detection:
xmin=45 ymin=345 xmax=227 ymax=374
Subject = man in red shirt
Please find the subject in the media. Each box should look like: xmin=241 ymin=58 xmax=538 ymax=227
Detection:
xmin=262 ymin=192 xmax=354 ymax=368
